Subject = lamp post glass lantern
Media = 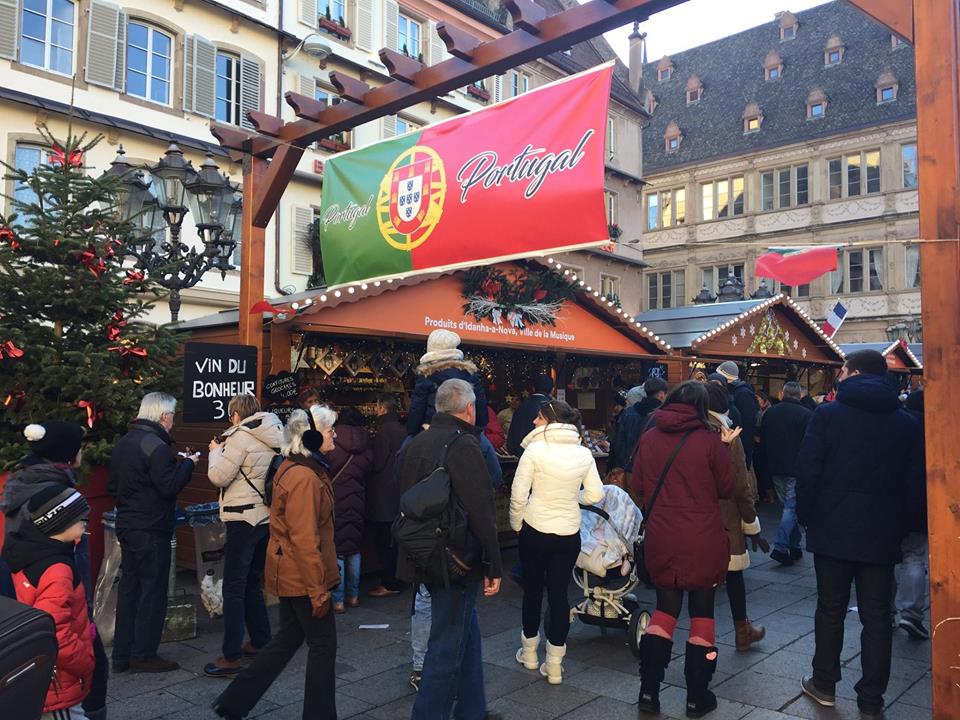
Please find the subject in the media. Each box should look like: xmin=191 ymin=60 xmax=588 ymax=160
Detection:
xmin=105 ymin=143 xmax=241 ymax=321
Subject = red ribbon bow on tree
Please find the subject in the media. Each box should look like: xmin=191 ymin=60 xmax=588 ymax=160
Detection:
xmin=3 ymin=387 xmax=26 ymax=412
xmin=77 ymin=400 xmax=104 ymax=429
xmin=106 ymin=310 xmax=127 ymax=342
xmin=0 ymin=226 xmax=21 ymax=250
xmin=109 ymin=341 xmax=148 ymax=360
xmin=48 ymin=145 xmax=84 ymax=168
xmin=79 ymin=246 xmax=107 ymax=280
xmin=0 ymin=340 xmax=24 ymax=360
xmin=123 ymin=270 xmax=145 ymax=287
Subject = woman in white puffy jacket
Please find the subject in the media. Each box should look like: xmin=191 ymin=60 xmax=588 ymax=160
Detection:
xmin=509 ymin=399 xmax=604 ymax=685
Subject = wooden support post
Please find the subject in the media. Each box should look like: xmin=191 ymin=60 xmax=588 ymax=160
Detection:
xmin=912 ymin=1 xmax=960 ymax=716
xmin=238 ymin=155 xmax=268 ymax=393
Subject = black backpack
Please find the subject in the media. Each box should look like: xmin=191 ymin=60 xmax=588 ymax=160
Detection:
xmin=392 ymin=431 xmax=479 ymax=587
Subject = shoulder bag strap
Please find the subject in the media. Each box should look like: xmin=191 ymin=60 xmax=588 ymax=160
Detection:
xmin=330 ymin=454 xmax=355 ymax=484
xmin=641 ymin=428 xmax=696 ymax=528
xmin=439 ymin=430 xmax=465 ymax=468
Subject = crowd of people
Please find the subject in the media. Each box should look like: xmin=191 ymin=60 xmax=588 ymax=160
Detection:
xmin=0 ymin=336 xmax=928 ymax=720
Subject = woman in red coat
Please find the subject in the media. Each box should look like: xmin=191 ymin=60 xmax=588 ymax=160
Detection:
xmin=630 ymin=381 xmax=735 ymax=718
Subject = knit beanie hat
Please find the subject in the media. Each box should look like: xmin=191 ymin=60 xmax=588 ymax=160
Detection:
xmin=419 ymin=329 xmax=464 ymax=365
xmin=23 ymin=421 xmax=85 ymax=464
xmin=707 ymin=372 xmax=729 ymax=387
xmin=28 ymin=485 xmax=89 ymax=537
xmin=716 ymin=361 xmax=741 ymax=383
xmin=533 ymin=374 xmax=554 ymax=394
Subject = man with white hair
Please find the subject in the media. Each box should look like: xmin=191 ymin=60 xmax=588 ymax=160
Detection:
xmin=108 ymin=392 xmax=199 ymax=674
xmin=396 ymin=378 xmax=503 ymax=720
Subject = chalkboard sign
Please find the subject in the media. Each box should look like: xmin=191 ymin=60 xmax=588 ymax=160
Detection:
xmin=264 ymin=371 xmax=299 ymax=402
xmin=183 ymin=342 xmax=258 ymax=423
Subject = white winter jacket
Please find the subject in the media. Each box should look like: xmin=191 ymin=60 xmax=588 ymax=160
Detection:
xmin=208 ymin=412 xmax=285 ymax=526
xmin=509 ymin=423 xmax=604 ymax=536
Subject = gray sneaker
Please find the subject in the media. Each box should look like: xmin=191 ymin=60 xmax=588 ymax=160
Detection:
xmin=410 ymin=670 xmax=422 ymax=692
xmin=899 ymin=617 xmax=930 ymax=640
xmin=801 ymin=675 xmax=836 ymax=707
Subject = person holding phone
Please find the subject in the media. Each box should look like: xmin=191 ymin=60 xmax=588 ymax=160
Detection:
xmin=108 ymin=392 xmax=198 ymax=674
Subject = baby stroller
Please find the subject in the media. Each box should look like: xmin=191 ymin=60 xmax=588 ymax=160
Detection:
xmin=570 ymin=484 xmax=650 ymax=658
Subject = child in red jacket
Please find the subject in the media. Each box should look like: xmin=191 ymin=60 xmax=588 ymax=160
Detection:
xmin=1 ymin=485 xmax=94 ymax=720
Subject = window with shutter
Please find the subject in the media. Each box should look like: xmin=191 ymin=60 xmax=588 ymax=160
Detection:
xmin=355 ymin=0 xmax=374 ymax=51
xmin=493 ymin=75 xmax=503 ymax=103
xmin=298 ymin=73 xmax=316 ymax=99
xmin=114 ymin=11 xmax=126 ymax=91
xmin=183 ymin=34 xmax=195 ymax=112
xmin=215 ymin=50 xmax=240 ymax=124
xmin=86 ymin=0 xmax=120 ymax=89
xmin=0 ymin=0 xmax=19 ymax=60
xmin=428 ymin=21 xmax=446 ymax=65
xmin=125 ymin=21 xmax=172 ymax=105
xmin=292 ymin=205 xmax=316 ymax=275
xmin=384 ymin=0 xmax=398 ymax=53
xmin=239 ymin=55 xmax=262 ymax=130
xmin=299 ymin=0 xmax=317 ymax=28
xmin=192 ymin=36 xmax=217 ymax=118
xmin=381 ymin=115 xmax=396 ymax=139
xmin=21 ymin=0 xmax=76 ymax=75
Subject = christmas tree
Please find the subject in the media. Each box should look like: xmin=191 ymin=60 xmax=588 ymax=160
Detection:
xmin=0 ymin=126 xmax=182 ymax=469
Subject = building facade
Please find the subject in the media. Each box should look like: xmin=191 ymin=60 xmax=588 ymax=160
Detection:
xmin=636 ymin=1 xmax=920 ymax=343
xmin=0 ymin=0 xmax=648 ymax=323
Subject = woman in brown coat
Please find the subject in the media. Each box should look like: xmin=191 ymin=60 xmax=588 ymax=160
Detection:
xmin=706 ymin=383 xmax=770 ymax=653
xmin=214 ymin=407 xmax=341 ymax=720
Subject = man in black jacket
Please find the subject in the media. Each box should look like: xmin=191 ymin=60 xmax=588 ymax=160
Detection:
xmin=396 ymin=378 xmax=502 ymax=720
xmin=795 ymin=351 xmax=923 ymax=716
xmin=366 ymin=395 xmax=407 ymax=598
xmin=506 ymin=374 xmax=553 ymax=457
xmin=717 ymin=361 xmax=759 ymax=469
xmin=611 ymin=377 xmax=668 ymax=472
xmin=761 ymin=382 xmax=813 ymax=566
xmin=109 ymin=392 xmax=197 ymax=674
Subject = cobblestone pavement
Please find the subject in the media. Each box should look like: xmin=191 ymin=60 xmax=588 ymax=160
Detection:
xmin=105 ymin=505 xmax=931 ymax=719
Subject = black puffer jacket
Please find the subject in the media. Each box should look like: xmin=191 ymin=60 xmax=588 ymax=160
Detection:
xmin=327 ymin=424 xmax=373 ymax=556
xmin=761 ymin=398 xmax=812 ymax=476
xmin=406 ymin=361 xmax=488 ymax=436
xmin=729 ymin=380 xmax=759 ymax=468
xmin=612 ymin=396 xmax=662 ymax=471
xmin=796 ymin=375 xmax=923 ymax=565
xmin=108 ymin=420 xmax=194 ymax=534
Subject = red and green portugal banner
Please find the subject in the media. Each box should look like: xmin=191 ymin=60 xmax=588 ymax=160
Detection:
xmin=318 ymin=64 xmax=615 ymax=288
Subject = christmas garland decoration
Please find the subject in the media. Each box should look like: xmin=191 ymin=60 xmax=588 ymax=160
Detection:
xmin=461 ymin=266 xmax=575 ymax=328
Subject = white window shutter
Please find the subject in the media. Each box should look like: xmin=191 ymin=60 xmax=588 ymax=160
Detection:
xmin=183 ymin=35 xmax=195 ymax=112
xmin=381 ymin=115 xmax=397 ymax=139
xmin=0 ymin=0 xmax=20 ymax=60
xmin=240 ymin=55 xmax=262 ymax=130
xmin=298 ymin=73 xmax=317 ymax=98
xmin=428 ymin=21 xmax=447 ymax=65
xmin=86 ymin=0 xmax=121 ymax=89
xmin=192 ymin=36 xmax=217 ymax=119
xmin=384 ymin=0 xmax=399 ymax=52
xmin=114 ymin=12 xmax=127 ymax=92
xmin=493 ymin=75 xmax=503 ymax=103
xmin=292 ymin=205 xmax=315 ymax=276
xmin=355 ymin=0 xmax=374 ymax=51
xmin=298 ymin=0 xmax=317 ymax=28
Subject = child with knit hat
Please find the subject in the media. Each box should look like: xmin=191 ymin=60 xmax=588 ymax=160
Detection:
xmin=2 ymin=484 xmax=95 ymax=720
xmin=405 ymin=329 xmax=488 ymax=436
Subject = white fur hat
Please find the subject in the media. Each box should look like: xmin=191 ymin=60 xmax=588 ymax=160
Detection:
xmin=420 ymin=329 xmax=464 ymax=365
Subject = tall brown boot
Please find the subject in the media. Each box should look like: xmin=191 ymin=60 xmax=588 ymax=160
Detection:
xmin=734 ymin=619 xmax=765 ymax=651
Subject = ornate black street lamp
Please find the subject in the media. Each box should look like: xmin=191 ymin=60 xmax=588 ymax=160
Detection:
xmin=105 ymin=143 xmax=241 ymax=321
xmin=751 ymin=280 xmax=774 ymax=299
xmin=692 ymin=284 xmax=717 ymax=304
xmin=717 ymin=275 xmax=745 ymax=302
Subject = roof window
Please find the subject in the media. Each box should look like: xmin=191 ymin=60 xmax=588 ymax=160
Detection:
xmin=777 ymin=11 xmax=798 ymax=41
xmin=742 ymin=102 xmax=762 ymax=133
xmin=664 ymin=121 xmax=682 ymax=153
xmin=824 ymin=35 xmax=844 ymax=66
xmin=686 ymin=75 xmax=702 ymax=105
xmin=657 ymin=56 xmax=673 ymax=82
xmin=876 ymin=69 xmax=899 ymax=103
xmin=763 ymin=50 xmax=783 ymax=81
xmin=807 ymin=87 xmax=828 ymax=119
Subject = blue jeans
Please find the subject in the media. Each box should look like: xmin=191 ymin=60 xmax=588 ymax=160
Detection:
xmin=895 ymin=532 xmax=928 ymax=623
xmin=222 ymin=521 xmax=272 ymax=660
xmin=772 ymin=475 xmax=802 ymax=554
xmin=412 ymin=576 xmax=486 ymax=720
xmin=411 ymin=585 xmax=432 ymax=671
xmin=112 ymin=529 xmax=172 ymax=665
xmin=332 ymin=552 xmax=361 ymax=604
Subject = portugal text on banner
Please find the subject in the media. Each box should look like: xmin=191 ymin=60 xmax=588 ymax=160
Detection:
xmin=318 ymin=64 xmax=615 ymax=288
xmin=755 ymin=246 xmax=839 ymax=287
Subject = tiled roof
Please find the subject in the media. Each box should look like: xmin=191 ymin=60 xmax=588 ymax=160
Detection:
xmin=839 ymin=341 xmax=923 ymax=367
xmin=640 ymin=0 xmax=916 ymax=173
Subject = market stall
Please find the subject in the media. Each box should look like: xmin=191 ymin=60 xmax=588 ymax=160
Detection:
xmin=635 ymin=294 xmax=845 ymax=398
xmin=840 ymin=340 xmax=923 ymax=389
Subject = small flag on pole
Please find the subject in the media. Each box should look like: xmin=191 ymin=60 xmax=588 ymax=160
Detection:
xmin=821 ymin=301 xmax=848 ymax=338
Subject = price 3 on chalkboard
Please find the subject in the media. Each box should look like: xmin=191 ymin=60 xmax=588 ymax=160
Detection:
xmin=183 ymin=342 xmax=258 ymax=423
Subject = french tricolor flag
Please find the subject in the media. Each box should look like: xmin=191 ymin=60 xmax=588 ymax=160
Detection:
xmin=821 ymin=301 xmax=848 ymax=338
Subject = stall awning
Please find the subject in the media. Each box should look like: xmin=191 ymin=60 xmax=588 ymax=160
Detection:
xmin=840 ymin=340 xmax=923 ymax=371
xmin=635 ymin=295 xmax=845 ymax=365
xmin=276 ymin=262 xmax=669 ymax=358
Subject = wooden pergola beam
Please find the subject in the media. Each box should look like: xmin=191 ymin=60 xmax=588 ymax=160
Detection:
xmin=848 ymin=0 xmax=914 ymax=43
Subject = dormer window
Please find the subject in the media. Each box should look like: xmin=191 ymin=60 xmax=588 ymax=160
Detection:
xmin=657 ymin=56 xmax=673 ymax=82
xmin=777 ymin=11 xmax=798 ymax=41
xmin=807 ymin=88 xmax=828 ymax=119
xmin=824 ymin=35 xmax=844 ymax=66
xmin=763 ymin=50 xmax=783 ymax=81
xmin=742 ymin=102 xmax=762 ymax=133
xmin=643 ymin=89 xmax=658 ymax=114
xmin=664 ymin=121 xmax=682 ymax=153
xmin=686 ymin=75 xmax=703 ymax=105
xmin=876 ymin=69 xmax=899 ymax=103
